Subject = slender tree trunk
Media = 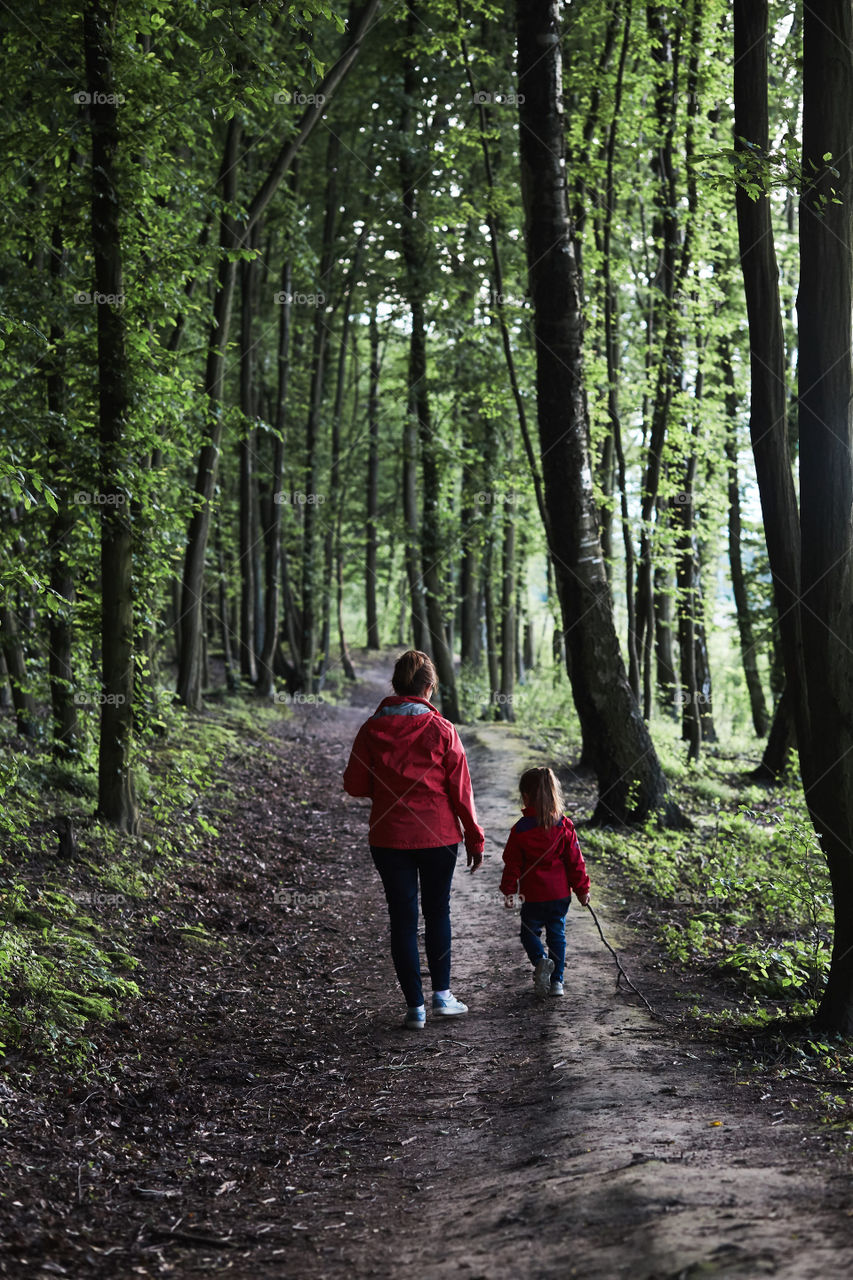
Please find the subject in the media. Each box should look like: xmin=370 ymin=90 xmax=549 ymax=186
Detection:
xmin=653 ymin=559 xmax=679 ymax=712
xmin=328 ymin=252 xmax=359 ymax=682
xmin=399 ymin=2 xmax=459 ymax=719
xmin=239 ymin=225 xmax=259 ymax=685
xmin=0 ymin=602 xmax=36 ymax=738
xmin=214 ymin=516 xmax=238 ymax=692
xmin=365 ymin=305 xmax=381 ymax=649
xmin=516 ymin=0 xmax=682 ymax=826
xmin=402 ymin=413 xmax=428 ymax=651
xmin=733 ymin=0 xmax=806 ymax=748
xmin=459 ymin=461 xmax=480 ymax=668
xmin=724 ymin=397 xmax=769 ymax=737
xmin=674 ymin=481 xmax=701 ymax=762
xmin=257 ymin=256 xmax=293 ymax=698
xmin=635 ymin=2 xmax=681 ymax=713
xmin=301 ymin=133 xmax=340 ymax=687
xmin=176 ymin=117 xmax=241 ymax=709
xmin=84 ymin=0 xmax=138 ymax=832
xmin=45 ymin=219 xmax=80 ymax=755
xmin=483 ymin=528 xmax=500 ymax=714
xmin=499 ymin=498 xmax=515 ymax=721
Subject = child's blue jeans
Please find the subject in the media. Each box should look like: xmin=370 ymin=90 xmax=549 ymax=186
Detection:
xmin=519 ymin=898 xmax=571 ymax=982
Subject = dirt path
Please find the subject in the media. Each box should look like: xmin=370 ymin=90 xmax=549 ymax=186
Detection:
xmin=3 ymin=653 xmax=853 ymax=1278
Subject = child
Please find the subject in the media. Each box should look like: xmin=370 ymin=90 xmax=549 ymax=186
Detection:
xmin=499 ymin=766 xmax=590 ymax=997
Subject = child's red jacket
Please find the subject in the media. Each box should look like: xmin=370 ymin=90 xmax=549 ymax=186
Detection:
xmin=343 ymin=695 xmax=484 ymax=854
xmin=499 ymin=808 xmax=590 ymax=903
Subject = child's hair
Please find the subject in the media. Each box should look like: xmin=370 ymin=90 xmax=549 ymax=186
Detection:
xmin=519 ymin=766 xmax=564 ymax=827
xmin=392 ymin=649 xmax=437 ymax=697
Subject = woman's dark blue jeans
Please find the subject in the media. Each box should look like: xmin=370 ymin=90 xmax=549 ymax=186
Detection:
xmin=371 ymin=845 xmax=458 ymax=1008
xmin=519 ymin=898 xmax=571 ymax=982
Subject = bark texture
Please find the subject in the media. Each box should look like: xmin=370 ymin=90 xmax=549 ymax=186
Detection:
xmin=516 ymin=0 xmax=682 ymax=826
xmin=84 ymin=0 xmax=138 ymax=831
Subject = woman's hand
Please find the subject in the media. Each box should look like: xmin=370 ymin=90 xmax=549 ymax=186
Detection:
xmin=466 ymin=846 xmax=484 ymax=873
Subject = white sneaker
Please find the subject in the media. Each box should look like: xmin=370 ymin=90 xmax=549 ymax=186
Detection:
xmin=404 ymin=1005 xmax=426 ymax=1029
xmin=432 ymin=992 xmax=468 ymax=1016
xmin=549 ymin=980 xmax=564 ymax=997
xmin=533 ymin=956 xmax=555 ymax=997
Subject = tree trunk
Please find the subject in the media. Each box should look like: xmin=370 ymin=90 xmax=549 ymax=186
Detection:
xmin=214 ymin=516 xmax=238 ymax=692
xmin=516 ymin=0 xmax=682 ymax=826
xmin=45 ymin=218 xmax=80 ymax=756
xmin=238 ymin=225 xmax=259 ymax=685
xmin=84 ymin=0 xmax=138 ymax=832
xmin=301 ymin=133 xmax=340 ymax=688
xmin=751 ymin=686 xmax=794 ymax=782
xmin=725 ymin=404 xmax=769 ymax=736
xmin=653 ymin=559 xmax=679 ymax=713
xmin=797 ymin=0 xmax=853 ymax=1034
xmin=634 ymin=2 xmax=681 ymax=715
xmin=483 ymin=529 xmax=500 ymax=714
xmin=399 ymin=2 xmax=459 ymax=720
xmin=499 ymin=499 xmax=515 ymax=721
xmin=329 ymin=250 xmax=359 ymax=683
xmin=459 ymin=466 xmax=480 ymax=668
xmin=0 ymin=650 xmax=11 ymax=710
xmin=176 ymin=116 xmax=241 ymax=710
xmin=0 ymin=603 xmax=36 ymax=738
xmin=733 ymin=0 xmax=806 ymax=748
xmin=257 ymin=254 xmax=293 ymax=698
xmin=365 ymin=305 xmax=381 ymax=649
xmin=674 ymin=477 xmax=701 ymax=762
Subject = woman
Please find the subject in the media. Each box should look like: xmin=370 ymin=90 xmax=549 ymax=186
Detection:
xmin=343 ymin=650 xmax=484 ymax=1029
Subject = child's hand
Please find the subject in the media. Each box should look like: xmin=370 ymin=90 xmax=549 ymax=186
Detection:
xmin=503 ymin=894 xmax=516 ymax=910
xmin=578 ymin=892 xmax=590 ymax=907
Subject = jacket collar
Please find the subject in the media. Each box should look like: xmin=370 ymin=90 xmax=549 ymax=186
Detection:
xmin=373 ymin=695 xmax=436 ymax=718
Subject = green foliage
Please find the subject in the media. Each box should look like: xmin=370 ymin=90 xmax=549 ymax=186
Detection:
xmin=587 ymin=776 xmax=832 ymax=1012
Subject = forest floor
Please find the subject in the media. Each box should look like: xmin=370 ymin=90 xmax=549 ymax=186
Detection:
xmin=3 ymin=650 xmax=853 ymax=1278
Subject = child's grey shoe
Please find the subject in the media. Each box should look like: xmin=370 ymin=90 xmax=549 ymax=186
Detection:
xmin=533 ymin=956 xmax=555 ymax=997
xmin=432 ymin=992 xmax=468 ymax=1016
xmin=404 ymin=1005 xmax=426 ymax=1029
xmin=549 ymin=980 xmax=564 ymax=997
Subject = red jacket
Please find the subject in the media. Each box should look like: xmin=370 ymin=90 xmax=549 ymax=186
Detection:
xmin=499 ymin=808 xmax=590 ymax=903
xmin=343 ymin=695 xmax=485 ymax=854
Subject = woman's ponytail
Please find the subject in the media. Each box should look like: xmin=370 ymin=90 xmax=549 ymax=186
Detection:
xmin=392 ymin=649 xmax=438 ymax=698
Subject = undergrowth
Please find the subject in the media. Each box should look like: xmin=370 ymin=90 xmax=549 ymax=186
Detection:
xmin=0 ymin=684 xmax=287 ymax=1067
